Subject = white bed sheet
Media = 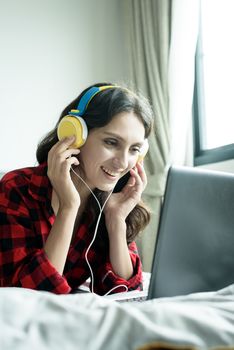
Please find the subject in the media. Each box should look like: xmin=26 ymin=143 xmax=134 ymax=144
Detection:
xmin=1 ymin=284 xmax=234 ymax=350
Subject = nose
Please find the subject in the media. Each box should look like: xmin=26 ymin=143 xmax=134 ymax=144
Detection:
xmin=112 ymin=149 xmax=129 ymax=170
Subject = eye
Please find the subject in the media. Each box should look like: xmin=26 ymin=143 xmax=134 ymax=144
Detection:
xmin=104 ymin=138 xmax=118 ymax=147
xmin=130 ymin=146 xmax=141 ymax=154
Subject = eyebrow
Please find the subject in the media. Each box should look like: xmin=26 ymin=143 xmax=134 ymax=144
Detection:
xmin=103 ymin=131 xmax=144 ymax=146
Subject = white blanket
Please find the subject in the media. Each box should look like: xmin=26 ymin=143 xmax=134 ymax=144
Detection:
xmin=1 ymin=285 xmax=234 ymax=350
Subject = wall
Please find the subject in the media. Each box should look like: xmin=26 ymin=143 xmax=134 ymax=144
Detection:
xmin=0 ymin=0 xmax=129 ymax=172
xmin=1 ymin=0 xmax=232 ymax=176
xmin=199 ymin=159 xmax=234 ymax=174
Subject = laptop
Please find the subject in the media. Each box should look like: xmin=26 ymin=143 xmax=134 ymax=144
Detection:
xmin=147 ymin=165 xmax=234 ymax=300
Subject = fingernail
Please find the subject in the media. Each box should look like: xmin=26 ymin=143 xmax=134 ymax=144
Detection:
xmin=67 ymin=135 xmax=75 ymax=140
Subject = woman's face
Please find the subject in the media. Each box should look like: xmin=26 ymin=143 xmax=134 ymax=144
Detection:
xmin=78 ymin=111 xmax=146 ymax=191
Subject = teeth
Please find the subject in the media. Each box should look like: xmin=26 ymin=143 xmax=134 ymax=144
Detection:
xmin=102 ymin=166 xmax=119 ymax=177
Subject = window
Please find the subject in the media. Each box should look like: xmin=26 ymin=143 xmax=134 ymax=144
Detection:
xmin=193 ymin=0 xmax=234 ymax=166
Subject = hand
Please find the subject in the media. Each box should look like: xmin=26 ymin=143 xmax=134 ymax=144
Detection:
xmin=104 ymin=162 xmax=147 ymax=223
xmin=47 ymin=136 xmax=81 ymax=210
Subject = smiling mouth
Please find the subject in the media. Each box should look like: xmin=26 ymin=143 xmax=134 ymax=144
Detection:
xmin=101 ymin=166 xmax=120 ymax=178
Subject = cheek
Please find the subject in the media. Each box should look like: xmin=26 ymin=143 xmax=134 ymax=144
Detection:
xmin=80 ymin=143 xmax=98 ymax=160
xmin=79 ymin=145 xmax=106 ymax=170
xmin=93 ymin=146 xmax=115 ymax=163
xmin=129 ymin=156 xmax=139 ymax=169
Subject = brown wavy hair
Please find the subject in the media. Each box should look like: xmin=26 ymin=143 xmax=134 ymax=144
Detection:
xmin=36 ymin=82 xmax=154 ymax=243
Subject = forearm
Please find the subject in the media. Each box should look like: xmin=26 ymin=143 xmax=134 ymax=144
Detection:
xmin=44 ymin=207 xmax=77 ymax=275
xmin=107 ymin=219 xmax=133 ymax=280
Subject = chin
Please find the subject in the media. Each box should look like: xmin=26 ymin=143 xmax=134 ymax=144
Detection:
xmin=96 ymin=183 xmax=117 ymax=192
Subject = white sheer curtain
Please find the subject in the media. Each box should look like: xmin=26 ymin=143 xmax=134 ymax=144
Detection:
xmin=123 ymin=0 xmax=200 ymax=271
xmin=123 ymin=0 xmax=171 ymax=271
xmin=169 ymin=0 xmax=200 ymax=166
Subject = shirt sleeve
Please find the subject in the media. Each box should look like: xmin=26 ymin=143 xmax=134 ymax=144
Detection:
xmin=0 ymin=190 xmax=71 ymax=294
xmin=92 ymin=241 xmax=143 ymax=295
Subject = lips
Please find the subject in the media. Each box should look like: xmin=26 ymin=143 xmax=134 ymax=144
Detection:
xmin=101 ymin=166 xmax=120 ymax=178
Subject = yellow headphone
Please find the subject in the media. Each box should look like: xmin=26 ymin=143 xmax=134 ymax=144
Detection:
xmin=57 ymin=85 xmax=114 ymax=148
xmin=57 ymin=85 xmax=149 ymax=160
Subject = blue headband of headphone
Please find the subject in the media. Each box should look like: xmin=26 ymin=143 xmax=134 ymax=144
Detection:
xmin=68 ymin=85 xmax=115 ymax=117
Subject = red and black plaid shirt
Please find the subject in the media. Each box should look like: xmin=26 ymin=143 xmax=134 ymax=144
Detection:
xmin=0 ymin=163 xmax=143 ymax=294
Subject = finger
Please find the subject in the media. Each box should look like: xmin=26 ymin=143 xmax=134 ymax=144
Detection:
xmin=49 ymin=138 xmax=79 ymax=169
xmin=126 ymin=173 xmax=136 ymax=187
xmin=129 ymin=167 xmax=142 ymax=188
xmin=53 ymin=158 xmax=79 ymax=181
xmin=49 ymin=136 xmax=77 ymax=159
xmin=61 ymin=156 xmax=79 ymax=173
xmin=50 ymin=148 xmax=80 ymax=163
xmin=64 ymin=149 xmax=80 ymax=159
xmin=136 ymin=162 xmax=147 ymax=187
xmin=48 ymin=137 xmax=70 ymax=165
xmin=55 ymin=136 xmax=77 ymax=154
xmin=130 ymin=165 xmax=147 ymax=192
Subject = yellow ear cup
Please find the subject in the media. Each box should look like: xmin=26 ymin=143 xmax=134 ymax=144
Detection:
xmin=137 ymin=139 xmax=149 ymax=163
xmin=57 ymin=116 xmax=88 ymax=148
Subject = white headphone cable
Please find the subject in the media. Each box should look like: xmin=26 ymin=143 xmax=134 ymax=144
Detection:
xmin=71 ymin=166 xmax=128 ymax=295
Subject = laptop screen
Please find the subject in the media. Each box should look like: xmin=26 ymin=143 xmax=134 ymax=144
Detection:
xmin=147 ymin=166 xmax=234 ymax=299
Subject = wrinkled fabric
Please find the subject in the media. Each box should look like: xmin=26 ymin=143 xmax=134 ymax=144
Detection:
xmin=1 ymin=285 xmax=234 ymax=350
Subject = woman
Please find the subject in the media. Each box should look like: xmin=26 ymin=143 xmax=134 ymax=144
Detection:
xmin=0 ymin=83 xmax=153 ymax=295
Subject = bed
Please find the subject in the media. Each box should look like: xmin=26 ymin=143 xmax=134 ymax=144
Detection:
xmin=1 ymin=283 xmax=234 ymax=350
